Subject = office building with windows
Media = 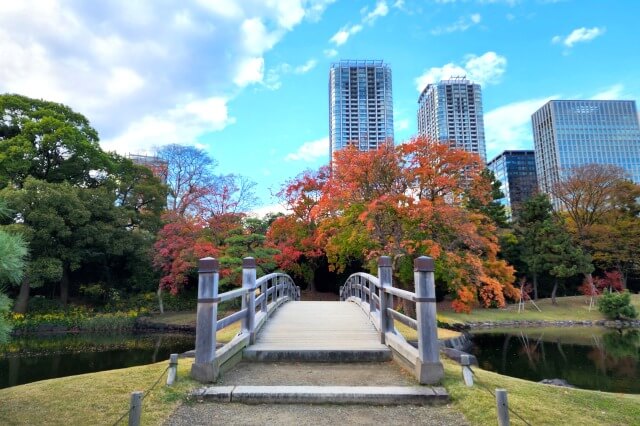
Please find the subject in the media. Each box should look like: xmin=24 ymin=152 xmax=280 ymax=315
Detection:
xmin=329 ymin=60 xmax=394 ymax=160
xmin=417 ymin=77 xmax=486 ymax=162
xmin=487 ymin=150 xmax=538 ymax=219
xmin=532 ymin=100 xmax=640 ymax=197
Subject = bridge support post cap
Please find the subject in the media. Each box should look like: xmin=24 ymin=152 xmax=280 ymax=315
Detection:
xmin=378 ymin=256 xmax=392 ymax=267
xmin=199 ymin=257 xmax=219 ymax=272
xmin=414 ymin=256 xmax=435 ymax=272
xmin=242 ymin=257 xmax=256 ymax=268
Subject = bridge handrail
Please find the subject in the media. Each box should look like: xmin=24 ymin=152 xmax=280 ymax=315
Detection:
xmin=339 ymin=256 xmax=444 ymax=385
xmin=190 ymin=257 xmax=300 ymax=383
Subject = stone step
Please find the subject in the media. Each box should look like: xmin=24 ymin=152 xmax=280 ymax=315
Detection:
xmin=194 ymin=385 xmax=449 ymax=405
xmin=243 ymin=347 xmax=392 ymax=362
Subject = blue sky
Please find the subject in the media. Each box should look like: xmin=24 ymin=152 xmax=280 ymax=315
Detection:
xmin=1 ymin=0 xmax=638 ymax=212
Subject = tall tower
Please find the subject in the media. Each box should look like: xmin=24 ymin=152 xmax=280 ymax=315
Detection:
xmin=329 ymin=60 xmax=394 ymax=160
xmin=417 ymin=77 xmax=486 ymax=162
xmin=532 ymin=100 xmax=640 ymax=200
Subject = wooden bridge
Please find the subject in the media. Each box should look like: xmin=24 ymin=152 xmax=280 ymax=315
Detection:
xmin=190 ymin=255 xmax=445 ymax=392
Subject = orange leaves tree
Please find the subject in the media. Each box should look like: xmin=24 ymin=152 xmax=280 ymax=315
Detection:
xmin=270 ymin=136 xmax=516 ymax=312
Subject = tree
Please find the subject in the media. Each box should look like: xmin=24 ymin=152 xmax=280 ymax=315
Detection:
xmin=517 ymin=194 xmax=554 ymax=300
xmin=306 ymin=137 xmax=517 ymax=313
xmin=0 ymin=94 xmax=109 ymax=189
xmin=552 ymin=164 xmax=640 ymax=286
xmin=267 ymin=167 xmax=328 ymax=290
xmin=157 ymin=144 xmax=219 ymax=217
xmin=466 ymin=168 xmax=508 ymax=228
xmin=517 ymin=194 xmax=593 ymax=303
xmin=0 ymin=200 xmax=28 ymax=340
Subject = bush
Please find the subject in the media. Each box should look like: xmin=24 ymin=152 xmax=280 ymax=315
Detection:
xmin=598 ymin=290 xmax=638 ymax=320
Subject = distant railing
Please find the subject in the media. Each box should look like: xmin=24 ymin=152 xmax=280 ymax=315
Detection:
xmin=339 ymin=256 xmax=444 ymax=385
xmin=191 ymin=257 xmax=300 ymax=382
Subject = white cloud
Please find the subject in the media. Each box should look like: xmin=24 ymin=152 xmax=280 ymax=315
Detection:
xmin=102 ymin=96 xmax=235 ymax=154
xmin=590 ymin=84 xmax=624 ymax=100
xmin=363 ymin=1 xmax=389 ymax=24
xmin=484 ymin=96 xmax=556 ymax=160
xmin=234 ymin=57 xmax=265 ymax=87
xmin=0 ymin=0 xmax=334 ymax=155
xmin=415 ymin=51 xmax=507 ymax=92
xmin=329 ymin=1 xmax=389 ymax=46
xmin=294 ymin=59 xmax=318 ymax=74
xmin=552 ymin=26 xmax=605 ymax=48
xmin=396 ymin=119 xmax=410 ymax=131
xmin=431 ymin=13 xmax=482 ymax=35
xmin=249 ymin=203 xmax=289 ymax=218
xmin=285 ymin=137 xmax=329 ymax=162
xmin=324 ymin=48 xmax=338 ymax=58
xmin=330 ymin=24 xmax=363 ymax=46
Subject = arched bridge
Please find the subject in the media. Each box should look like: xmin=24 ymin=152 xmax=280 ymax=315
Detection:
xmin=190 ymin=256 xmax=444 ymax=386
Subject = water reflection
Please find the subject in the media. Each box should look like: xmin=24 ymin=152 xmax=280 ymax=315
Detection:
xmin=470 ymin=328 xmax=640 ymax=394
xmin=0 ymin=333 xmax=194 ymax=389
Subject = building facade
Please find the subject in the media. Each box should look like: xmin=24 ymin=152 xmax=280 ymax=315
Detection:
xmin=487 ymin=150 xmax=538 ymax=219
xmin=417 ymin=77 xmax=486 ymax=162
xmin=532 ymin=100 xmax=640 ymax=196
xmin=329 ymin=60 xmax=394 ymax=159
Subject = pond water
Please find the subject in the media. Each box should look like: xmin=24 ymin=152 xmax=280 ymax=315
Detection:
xmin=0 ymin=333 xmax=195 ymax=389
xmin=470 ymin=327 xmax=640 ymax=394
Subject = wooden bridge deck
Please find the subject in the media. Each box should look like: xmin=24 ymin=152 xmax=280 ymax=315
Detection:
xmin=244 ymin=301 xmax=392 ymax=362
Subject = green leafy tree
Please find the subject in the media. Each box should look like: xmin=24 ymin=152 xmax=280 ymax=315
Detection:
xmin=598 ymin=290 xmax=638 ymax=320
xmin=0 ymin=94 xmax=109 ymax=189
xmin=0 ymin=200 xmax=28 ymax=341
xmin=516 ymin=194 xmax=593 ymax=302
xmin=516 ymin=194 xmax=554 ymax=300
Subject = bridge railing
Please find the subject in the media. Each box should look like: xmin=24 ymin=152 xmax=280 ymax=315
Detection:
xmin=191 ymin=256 xmax=300 ymax=383
xmin=339 ymin=256 xmax=444 ymax=385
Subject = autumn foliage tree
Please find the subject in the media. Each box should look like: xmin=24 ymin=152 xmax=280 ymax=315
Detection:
xmin=266 ymin=167 xmax=328 ymax=289
xmin=553 ymin=164 xmax=640 ymax=287
xmin=270 ymin=137 xmax=517 ymax=312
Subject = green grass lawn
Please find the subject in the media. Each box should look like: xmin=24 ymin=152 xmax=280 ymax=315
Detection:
xmin=2 ymin=353 xmax=638 ymax=425
xmin=438 ymin=294 xmax=640 ymax=325
xmin=0 ymin=357 xmax=199 ymax=426
xmin=442 ymin=357 xmax=640 ymax=425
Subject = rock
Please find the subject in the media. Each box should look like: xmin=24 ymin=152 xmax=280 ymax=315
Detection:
xmin=539 ymin=379 xmax=575 ymax=388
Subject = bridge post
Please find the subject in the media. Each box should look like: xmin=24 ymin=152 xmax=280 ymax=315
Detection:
xmin=261 ymin=273 xmax=267 ymax=314
xmin=242 ymin=257 xmax=257 ymax=344
xmin=368 ymin=275 xmax=375 ymax=314
xmin=191 ymin=257 xmax=219 ymax=383
xmin=378 ymin=256 xmax=393 ymax=344
xmin=414 ymin=256 xmax=444 ymax=384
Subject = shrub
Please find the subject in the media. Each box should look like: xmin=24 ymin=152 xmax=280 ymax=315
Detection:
xmin=598 ymin=290 xmax=638 ymax=320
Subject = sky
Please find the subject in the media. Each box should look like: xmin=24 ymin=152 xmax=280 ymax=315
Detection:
xmin=1 ymin=0 xmax=639 ymax=213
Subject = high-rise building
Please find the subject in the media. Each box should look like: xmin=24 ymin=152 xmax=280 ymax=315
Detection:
xmin=329 ymin=60 xmax=394 ymax=159
xmin=532 ymin=100 xmax=640 ymax=197
xmin=417 ymin=77 xmax=486 ymax=162
xmin=487 ymin=150 xmax=538 ymax=219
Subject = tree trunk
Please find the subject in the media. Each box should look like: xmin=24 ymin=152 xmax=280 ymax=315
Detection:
xmin=60 ymin=265 xmax=70 ymax=307
xmin=157 ymin=286 xmax=164 ymax=314
xmin=551 ymin=279 xmax=558 ymax=305
xmin=532 ymin=273 xmax=539 ymax=301
xmin=13 ymin=277 xmax=30 ymax=314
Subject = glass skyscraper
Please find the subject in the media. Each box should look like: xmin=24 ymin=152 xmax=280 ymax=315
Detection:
xmin=532 ymin=100 xmax=640 ymax=196
xmin=417 ymin=77 xmax=486 ymax=162
xmin=487 ymin=150 xmax=538 ymax=219
xmin=329 ymin=60 xmax=394 ymax=160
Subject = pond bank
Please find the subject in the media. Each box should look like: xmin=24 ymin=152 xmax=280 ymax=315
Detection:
xmin=450 ymin=318 xmax=640 ymax=330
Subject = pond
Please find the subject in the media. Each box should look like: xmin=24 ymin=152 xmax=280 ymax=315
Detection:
xmin=470 ymin=327 xmax=640 ymax=394
xmin=0 ymin=333 xmax=195 ymax=389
